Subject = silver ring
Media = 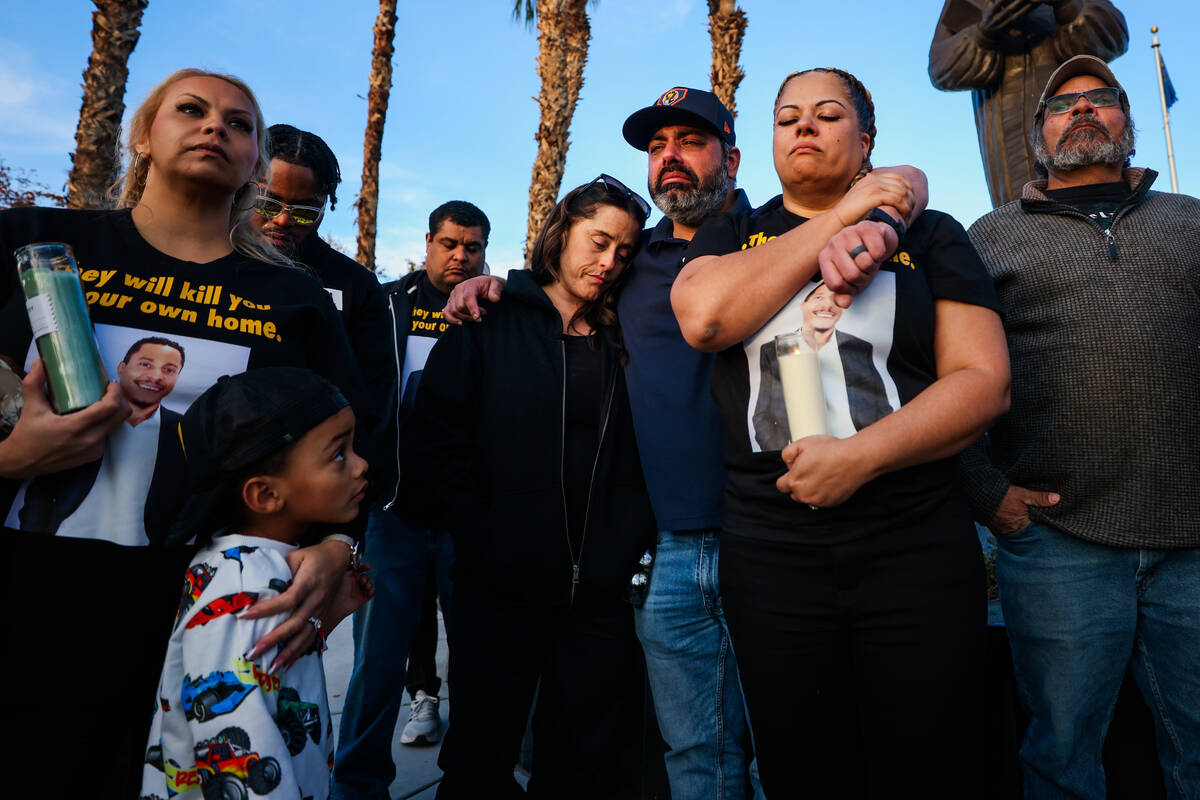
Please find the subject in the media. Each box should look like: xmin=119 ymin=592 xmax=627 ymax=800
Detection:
xmin=307 ymin=616 xmax=322 ymax=632
xmin=807 ymin=504 xmax=819 ymax=511
xmin=848 ymin=245 xmax=868 ymax=259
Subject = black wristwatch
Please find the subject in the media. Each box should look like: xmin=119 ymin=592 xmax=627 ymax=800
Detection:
xmin=865 ymin=208 xmax=906 ymax=241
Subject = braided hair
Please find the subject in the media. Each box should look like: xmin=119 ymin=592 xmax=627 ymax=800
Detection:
xmin=774 ymin=67 xmax=876 ymax=186
xmin=265 ymin=124 xmax=343 ymax=210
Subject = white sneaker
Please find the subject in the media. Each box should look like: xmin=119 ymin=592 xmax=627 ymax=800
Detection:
xmin=399 ymin=689 xmax=442 ymax=745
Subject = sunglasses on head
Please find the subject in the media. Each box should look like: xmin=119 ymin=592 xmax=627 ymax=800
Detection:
xmin=588 ymin=173 xmax=651 ymax=220
xmin=253 ymin=191 xmax=325 ymax=226
xmin=1041 ymin=87 xmax=1123 ymax=116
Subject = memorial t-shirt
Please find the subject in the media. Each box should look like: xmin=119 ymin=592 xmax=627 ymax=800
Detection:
xmin=399 ymin=274 xmax=451 ymax=413
xmin=0 ymin=206 xmax=368 ymax=546
xmin=0 ymin=206 xmax=369 ymax=783
xmin=683 ymin=196 xmax=1002 ymax=542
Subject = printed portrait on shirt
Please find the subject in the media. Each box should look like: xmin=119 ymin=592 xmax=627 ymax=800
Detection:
xmin=5 ymin=324 xmax=251 ymax=544
xmin=747 ymin=275 xmax=899 ymax=453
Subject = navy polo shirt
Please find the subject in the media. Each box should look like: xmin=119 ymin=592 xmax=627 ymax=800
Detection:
xmin=618 ymin=189 xmax=751 ymax=532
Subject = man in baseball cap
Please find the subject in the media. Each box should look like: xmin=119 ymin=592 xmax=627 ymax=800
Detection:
xmin=622 ymin=86 xmax=736 ymax=150
xmin=961 ymin=53 xmax=1200 ymax=797
xmin=619 ymin=87 xmax=761 ymax=799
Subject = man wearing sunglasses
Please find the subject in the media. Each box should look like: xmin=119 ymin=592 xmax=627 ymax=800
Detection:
xmin=962 ymin=55 xmax=1200 ymax=798
xmin=255 ymin=124 xmax=393 ymax=445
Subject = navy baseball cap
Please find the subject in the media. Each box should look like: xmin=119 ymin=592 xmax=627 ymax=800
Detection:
xmin=623 ymin=87 xmax=736 ymax=151
xmin=170 ymin=367 xmax=349 ymax=543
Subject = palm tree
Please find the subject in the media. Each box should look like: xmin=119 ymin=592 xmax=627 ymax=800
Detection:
xmin=355 ymin=0 xmax=398 ymax=272
xmin=67 ymin=0 xmax=149 ymax=210
xmin=517 ymin=0 xmax=591 ymax=264
xmin=707 ymin=0 xmax=747 ymax=117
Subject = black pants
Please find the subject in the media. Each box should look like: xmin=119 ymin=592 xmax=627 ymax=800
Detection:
xmin=436 ymin=586 xmax=646 ymax=799
xmin=405 ymin=575 xmax=442 ymax=698
xmin=720 ymin=498 xmax=987 ymax=799
xmin=6 ymin=533 xmax=194 ymax=797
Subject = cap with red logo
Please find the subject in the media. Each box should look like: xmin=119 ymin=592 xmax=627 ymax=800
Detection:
xmin=622 ymin=86 xmax=736 ymax=151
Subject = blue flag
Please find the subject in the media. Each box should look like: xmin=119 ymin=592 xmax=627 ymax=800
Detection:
xmin=1161 ymin=54 xmax=1178 ymax=108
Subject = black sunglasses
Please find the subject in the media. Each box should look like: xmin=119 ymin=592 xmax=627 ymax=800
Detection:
xmin=1041 ymin=87 xmax=1123 ymax=116
xmin=589 ymin=173 xmax=651 ymax=220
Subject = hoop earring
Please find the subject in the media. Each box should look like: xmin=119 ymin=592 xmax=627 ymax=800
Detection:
xmin=132 ymin=152 xmax=148 ymax=188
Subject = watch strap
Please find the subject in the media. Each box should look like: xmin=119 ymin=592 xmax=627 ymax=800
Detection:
xmin=865 ymin=208 xmax=906 ymax=241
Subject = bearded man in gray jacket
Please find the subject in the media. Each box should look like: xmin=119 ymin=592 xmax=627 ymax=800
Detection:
xmin=961 ymin=54 xmax=1200 ymax=799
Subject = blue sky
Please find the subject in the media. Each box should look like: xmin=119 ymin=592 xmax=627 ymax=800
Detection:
xmin=2 ymin=1 xmax=1195 ymax=278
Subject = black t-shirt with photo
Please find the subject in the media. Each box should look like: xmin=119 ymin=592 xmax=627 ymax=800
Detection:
xmin=684 ymin=196 xmax=1001 ymax=543
xmin=0 ymin=206 xmax=369 ymax=546
xmin=398 ymin=273 xmax=451 ymax=413
xmin=1043 ymin=180 xmax=1131 ymax=230
xmin=0 ymin=206 xmax=372 ymax=785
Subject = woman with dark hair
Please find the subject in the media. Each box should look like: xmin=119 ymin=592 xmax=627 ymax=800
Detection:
xmin=0 ymin=68 xmax=371 ymax=794
xmin=673 ymin=68 xmax=1011 ymax=797
xmin=399 ymin=176 xmax=655 ymax=799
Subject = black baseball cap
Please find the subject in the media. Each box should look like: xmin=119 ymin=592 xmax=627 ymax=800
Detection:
xmin=623 ymin=87 xmax=736 ymax=151
xmin=170 ymin=367 xmax=349 ymax=543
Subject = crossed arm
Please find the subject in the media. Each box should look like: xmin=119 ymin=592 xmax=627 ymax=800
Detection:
xmin=671 ymin=167 xmax=927 ymax=352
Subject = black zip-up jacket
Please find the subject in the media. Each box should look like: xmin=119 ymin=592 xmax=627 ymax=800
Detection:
xmin=380 ymin=270 xmax=426 ymax=510
xmin=398 ymin=269 xmax=655 ymax=608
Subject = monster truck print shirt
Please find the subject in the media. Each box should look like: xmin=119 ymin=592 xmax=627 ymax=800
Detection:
xmin=141 ymin=534 xmax=332 ymax=800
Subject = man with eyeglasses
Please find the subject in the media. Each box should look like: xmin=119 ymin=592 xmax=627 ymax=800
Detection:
xmin=333 ymin=200 xmax=489 ymax=800
xmin=961 ymin=55 xmax=1200 ymax=798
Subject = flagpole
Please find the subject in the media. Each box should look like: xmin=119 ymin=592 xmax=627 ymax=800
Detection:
xmin=1151 ymin=26 xmax=1180 ymax=193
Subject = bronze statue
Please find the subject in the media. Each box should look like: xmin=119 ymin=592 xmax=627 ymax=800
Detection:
xmin=929 ymin=0 xmax=1128 ymax=207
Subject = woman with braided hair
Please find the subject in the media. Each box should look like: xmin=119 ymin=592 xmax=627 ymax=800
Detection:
xmin=672 ymin=68 xmax=1010 ymax=796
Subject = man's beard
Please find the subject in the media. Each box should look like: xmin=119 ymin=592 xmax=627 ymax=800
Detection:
xmin=1035 ymin=113 xmax=1135 ymax=175
xmin=649 ymin=161 xmax=732 ymax=228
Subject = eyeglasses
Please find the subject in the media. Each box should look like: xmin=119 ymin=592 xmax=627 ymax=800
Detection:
xmin=589 ymin=173 xmax=651 ymax=220
xmin=253 ymin=191 xmax=325 ymax=226
xmin=1041 ymin=87 xmax=1123 ymax=116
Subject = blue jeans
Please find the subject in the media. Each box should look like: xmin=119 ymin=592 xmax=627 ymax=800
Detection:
xmin=997 ymin=521 xmax=1200 ymax=800
xmin=634 ymin=530 xmax=764 ymax=800
xmin=332 ymin=509 xmax=454 ymax=800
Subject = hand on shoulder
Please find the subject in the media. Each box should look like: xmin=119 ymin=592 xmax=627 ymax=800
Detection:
xmin=443 ymin=275 xmax=506 ymax=324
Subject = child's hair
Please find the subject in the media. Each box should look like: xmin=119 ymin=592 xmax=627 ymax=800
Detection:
xmin=169 ymin=367 xmax=350 ymax=547
xmin=219 ymin=442 xmax=299 ymax=535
